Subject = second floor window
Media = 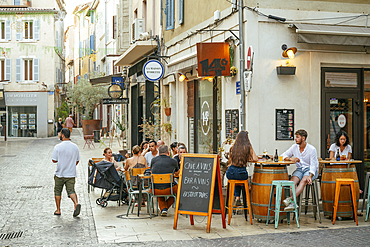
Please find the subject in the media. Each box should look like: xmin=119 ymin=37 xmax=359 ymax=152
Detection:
xmin=24 ymin=21 xmax=33 ymax=39
xmin=24 ymin=59 xmax=33 ymax=80
xmin=14 ymin=0 xmax=21 ymax=5
xmin=0 ymin=22 xmax=5 ymax=40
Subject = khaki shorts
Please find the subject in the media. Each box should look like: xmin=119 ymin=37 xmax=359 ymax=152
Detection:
xmin=54 ymin=175 xmax=76 ymax=196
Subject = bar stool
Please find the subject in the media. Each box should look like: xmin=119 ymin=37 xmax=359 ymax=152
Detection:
xmin=267 ymin=180 xmax=299 ymax=229
xmin=365 ymin=177 xmax=370 ymax=222
xmin=361 ymin=172 xmax=370 ymax=212
xmin=226 ymin=179 xmax=253 ymax=225
xmin=332 ymin=178 xmax=358 ymax=225
xmin=298 ymin=179 xmax=321 ymax=223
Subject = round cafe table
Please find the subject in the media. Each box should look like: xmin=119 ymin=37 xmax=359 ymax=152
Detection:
xmin=251 ymin=160 xmax=295 ymax=221
xmin=319 ymin=160 xmax=362 ymax=218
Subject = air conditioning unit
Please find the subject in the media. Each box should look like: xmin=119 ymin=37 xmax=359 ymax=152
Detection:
xmin=132 ymin=19 xmax=145 ymax=41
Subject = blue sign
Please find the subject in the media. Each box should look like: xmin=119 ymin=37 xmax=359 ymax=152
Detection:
xmin=112 ymin=77 xmax=124 ymax=83
xmin=143 ymin=60 xmax=164 ymax=82
xmin=236 ymin=81 xmax=240 ymax=95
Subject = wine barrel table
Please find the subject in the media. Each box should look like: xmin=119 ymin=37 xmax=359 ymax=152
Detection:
xmin=320 ymin=160 xmax=362 ymax=218
xmin=251 ymin=161 xmax=294 ymax=221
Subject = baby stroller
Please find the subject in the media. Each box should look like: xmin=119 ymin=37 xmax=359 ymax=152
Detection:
xmin=88 ymin=159 xmax=128 ymax=207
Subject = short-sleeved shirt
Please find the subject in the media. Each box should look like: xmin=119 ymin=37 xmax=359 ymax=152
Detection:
xmin=282 ymin=143 xmax=319 ymax=176
xmin=145 ymin=151 xmax=159 ymax=167
xmin=329 ymin=143 xmax=352 ymax=158
xmin=52 ymin=140 xmax=80 ymax=178
xmin=151 ymin=155 xmax=179 ymax=189
xmin=65 ymin=117 xmax=74 ymax=128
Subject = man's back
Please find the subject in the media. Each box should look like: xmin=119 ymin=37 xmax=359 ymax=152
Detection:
xmin=151 ymin=155 xmax=178 ymax=174
xmin=52 ymin=141 xmax=80 ymax=178
xmin=65 ymin=117 xmax=74 ymax=128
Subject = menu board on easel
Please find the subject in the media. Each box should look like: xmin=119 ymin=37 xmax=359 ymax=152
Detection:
xmin=276 ymin=109 xmax=294 ymax=140
xmin=173 ymin=153 xmax=226 ymax=233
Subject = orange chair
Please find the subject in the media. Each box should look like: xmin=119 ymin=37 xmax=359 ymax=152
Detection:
xmin=226 ymin=179 xmax=253 ymax=225
xmin=150 ymin=173 xmax=177 ymax=216
xmin=332 ymin=178 xmax=358 ymax=225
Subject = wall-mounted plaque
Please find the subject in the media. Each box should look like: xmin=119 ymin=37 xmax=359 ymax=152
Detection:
xmin=276 ymin=109 xmax=294 ymax=140
xmin=225 ymin=109 xmax=239 ymax=139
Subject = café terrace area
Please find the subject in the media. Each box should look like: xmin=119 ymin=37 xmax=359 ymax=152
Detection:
xmin=80 ymin=129 xmax=370 ymax=244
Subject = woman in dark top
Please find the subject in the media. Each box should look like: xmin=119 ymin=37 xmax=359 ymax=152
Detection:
xmin=226 ymin=131 xmax=258 ymax=205
xmin=57 ymin=118 xmax=63 ymax=139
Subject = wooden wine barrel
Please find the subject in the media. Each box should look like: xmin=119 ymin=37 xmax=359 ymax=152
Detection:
xmin=321 ymin=164 xmax=359 ymax=217
xmin=251 ymin=164 xmax=289 ymax=220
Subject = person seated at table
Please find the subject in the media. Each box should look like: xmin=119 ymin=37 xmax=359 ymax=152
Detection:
xmin=140 ymin=141 xmax=149 ymax=156
xmin=226 ymin=131 xmax=258 ymax=206
xmin=282 ymin=129 xmax=319 ymax=211
xmin=103 ymin=147 xmax=122 ymax=172
xmin=174 ymin=145 xmax=187 ymax=168
xmin=329 ymin=130 xmax=352 ymax=161
xmin=151 ymin=145 xmax=180 ymax=216
xmin=145 ymin=140 xmax=159 ymax=167
xmin=170 ymin=141 xmax=178 ymax=157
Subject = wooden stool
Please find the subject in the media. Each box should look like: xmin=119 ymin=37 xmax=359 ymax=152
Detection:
xmin=267 ymin=180 xmax=299 ymax=229
xmin=365 ymin=177 xmax=370 ymax=222
xmin=226 ymin=179 xmax=253 ymax=225
xmin=361 ymin=172 xmax=370 ymax=212
xmin=298 ymin=179 xmax=321 ymax=223
xmin=332 ymin=178 xmax=358 ymax=225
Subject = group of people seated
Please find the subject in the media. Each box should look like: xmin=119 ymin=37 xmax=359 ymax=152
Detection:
xmin=101 ymin=140 xmax=188 ymax=216
xmin=226 ymin=129 xmax=353 ymax=212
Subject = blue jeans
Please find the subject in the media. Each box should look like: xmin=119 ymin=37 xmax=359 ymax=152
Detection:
xmin=226 ymin=165 xmax=249 ymax=197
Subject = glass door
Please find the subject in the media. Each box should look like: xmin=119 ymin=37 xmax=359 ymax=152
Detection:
xmin=364 ymin=70 xmax=370 ymax=173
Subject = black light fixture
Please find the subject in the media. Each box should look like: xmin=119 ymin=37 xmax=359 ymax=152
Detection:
xmin=178 ymin=70 xmax=192 ymax=82
xmin=281 ymin=44 xmax=297 ymax=59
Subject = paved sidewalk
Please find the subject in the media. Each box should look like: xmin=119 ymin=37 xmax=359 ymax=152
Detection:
xmin=1 ymin=129 xmax=370 ymax=246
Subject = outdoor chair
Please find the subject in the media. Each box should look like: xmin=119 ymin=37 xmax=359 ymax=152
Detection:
xmin=150 ymin=173 xmax=177 ymax=216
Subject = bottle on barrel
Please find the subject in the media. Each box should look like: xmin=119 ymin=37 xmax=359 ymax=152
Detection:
xmin=274 ymin=149 xmax=279 ymax=162
xmin=336 ymin=149 xmax=340 ymax=161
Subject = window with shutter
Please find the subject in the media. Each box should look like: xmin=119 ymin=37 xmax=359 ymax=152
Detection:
xmin=165 ymin=0 xmax=175 ymax=30
xmin=33 ymin=58 xmax=39 ymax=82
xmin=16 ymin=21 xmax=21 ymax=41
xmin=0 ymin=60 xmax=4 ymax=81
xmin=179 ymin=0 xmax=184 ymax=25
xmin=24 ymin=21 xmax=33 ymax=40
xmin=15 ymin=58 xmax=21 ymax=82
xmin=5 ymin=58 xmax=10 ymax=81
xmin=34 ymin=19 xmax=40 ymax=40
xmin=5 ymin=20 xmax=11 ymax=41
xmin=113 ymin=15 xmax=117 ymax=39
xmin=0 ymin=21 xmax=5 ymax=40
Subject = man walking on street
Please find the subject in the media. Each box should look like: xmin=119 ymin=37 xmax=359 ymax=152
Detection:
xmin=282 ymin=129 xmax=319 ymax=211
xmin=52 ymin=128 xmax=81 ymax=217
xmin=65 ymin=114 xmax=74 ymax=133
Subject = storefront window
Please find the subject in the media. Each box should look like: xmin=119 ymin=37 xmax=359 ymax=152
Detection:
xmin=325 ymin=72 xmax=358 ymax=87
xmin=8 ymin=106 xmax=37 ymax=137
xmin=364 ymin=70 xmax=370 ymax=172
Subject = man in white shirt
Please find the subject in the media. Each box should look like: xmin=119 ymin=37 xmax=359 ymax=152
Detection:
xmin=282 ymin=129 xmax=319 ymax=211
xmin=145 ymin=140 xmax=159 ymax=167
xmin=52 ymin=128 xmax=81 ymax=217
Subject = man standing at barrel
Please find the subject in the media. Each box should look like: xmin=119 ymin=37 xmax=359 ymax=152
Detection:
xmin=282 ymin=129 xmax=319 ymax=211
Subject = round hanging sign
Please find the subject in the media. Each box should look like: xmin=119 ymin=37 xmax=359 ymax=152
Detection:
xmin=108 ymin=84 xmax=123 ymax=99
xmin=338 ymin=114 xmax=346 ymax=128
xmin=143 ymin=60 xmax=164 ymax=82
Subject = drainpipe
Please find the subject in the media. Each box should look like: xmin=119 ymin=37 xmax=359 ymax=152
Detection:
xmin=239 ymin=0 xmax=245 ymax=131
xmin=105 ymin=0 xmax=108 ymax=74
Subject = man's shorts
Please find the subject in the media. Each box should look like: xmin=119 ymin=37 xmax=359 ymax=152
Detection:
xmin=291 ymin=167 xmax=318 ymax=181
xmin=54 ymin=175 xmax=76 ymax=196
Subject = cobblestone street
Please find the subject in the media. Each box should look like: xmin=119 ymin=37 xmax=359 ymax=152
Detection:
xmin=1 ymin=131 xmax=370 ymax=246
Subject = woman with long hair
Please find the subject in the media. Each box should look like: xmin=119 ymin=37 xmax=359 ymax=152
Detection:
xmin=329 ymin=130 xmax=352 ymax=160
xmin=226 ymin=131 xmax=258 ymax=205
xmin=103 ymin=147 xmax=122 ymax=171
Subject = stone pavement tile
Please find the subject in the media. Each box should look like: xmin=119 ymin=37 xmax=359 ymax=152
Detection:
xmin=158 ymin=229 xmax=193 ymax=241
xmin=136 ymin=232 xmax=162 ymax=241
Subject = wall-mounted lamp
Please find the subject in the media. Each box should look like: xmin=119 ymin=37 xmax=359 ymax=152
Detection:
xmin=281 ymin=44 xmax=297 ymax=59
xmin=178 ymin=70 xmax=192 ymax=82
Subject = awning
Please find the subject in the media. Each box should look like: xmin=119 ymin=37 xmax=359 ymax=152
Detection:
xmin=114 ymin=40 xmax=157 ymax=67
xmin=0 ymin=89 xmax=5 ymax=108
xmin=89 ymin=74 xmax=124 ymax=86
xmin=293 ymin=24 xmax=370 ymax=46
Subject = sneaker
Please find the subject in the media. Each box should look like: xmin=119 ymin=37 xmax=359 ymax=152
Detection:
xmin=235 ymin=199 xmax=242 ymax=206
xmin=283 ymin=197 xmax=293 ymax=207
xmin=161 ymin=208 xmax=168 ymax=217
xmin=284 ymin=203 xmax=298 ymax=211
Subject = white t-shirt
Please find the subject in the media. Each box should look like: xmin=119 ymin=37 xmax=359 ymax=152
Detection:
xmin=144 ymin=151 xmax=159 ymax=167
xmin=329 ymin=143 xmax=352 ymax=158
xmin=282 ymin=143 xmax=319 ymax=176
xmin=52 ymin=140 xmax=80 ymax=178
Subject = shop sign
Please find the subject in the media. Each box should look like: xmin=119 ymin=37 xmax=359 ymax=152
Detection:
xmin=201 ymin=100 xmax=211 ymax=135
xmin=103 ymin=98 xmax=129 ymax=105
xmin=142 ymin=60 xmax=164 ymax=82
xmin=338 ymin=114 xmax=346 ymax=128
xmin=108 ymin=84 xmax=123 ymax=99
xmin=197 ymin=42 xmax=230 ymax=77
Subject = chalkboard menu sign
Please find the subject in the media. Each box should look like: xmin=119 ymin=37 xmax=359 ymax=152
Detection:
xmin=225 ymin=109 xmax=239 ymax=139
xmin=174 ymin=153 xmax=226 ymax=233
xmin=276 ymin=109 xmax=294 ymax=140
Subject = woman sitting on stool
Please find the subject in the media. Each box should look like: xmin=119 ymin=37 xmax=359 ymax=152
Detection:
xmin=226 ymin=131 xmax=258 ymax=206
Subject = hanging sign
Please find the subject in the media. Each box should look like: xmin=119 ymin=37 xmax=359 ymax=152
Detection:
xmin=197 ymin=42 xmax=230 ymax=77
xmin=338 ymin=114 xmax=346 ymax=128
xmin=173 ymin=153 xmax=226 ymax=233
xmin=108 ymin=84 xmax=123 ymax=99
xmin=142 ymin=59 xmax=164 ymax=81
xmin=246 ymin=46 xmax=253 ymax=71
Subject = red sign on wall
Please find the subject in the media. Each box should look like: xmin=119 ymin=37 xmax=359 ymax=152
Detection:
xmin=197 ymin=42 xmax=230 ymax=77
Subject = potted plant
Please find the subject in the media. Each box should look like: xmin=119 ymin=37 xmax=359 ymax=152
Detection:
xmin=162 ymin=97 xmax=171 ymax=116
xmin=161 ymin=122 xmax=172 ymax=137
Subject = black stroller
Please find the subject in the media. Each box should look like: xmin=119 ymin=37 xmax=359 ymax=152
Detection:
xmin=88 ymin=159 xmax=128 ymax=207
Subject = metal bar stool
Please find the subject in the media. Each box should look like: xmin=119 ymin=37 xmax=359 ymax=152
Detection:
xmin=361 ymin=172 xmax=370 ymax=213
xmin=332 ymin=178 xmax=358 ymax=225
xmin=226 ymin=179 xmax=253 ymax=225
xmin=365 ymin=177 xmax=370 ymax=222
xmin=267 ymin=180 xmax=299 ymax=229
xmin=298 ymin=179 xmax=321 ymax=223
